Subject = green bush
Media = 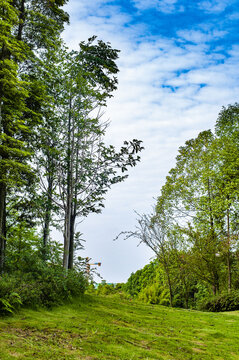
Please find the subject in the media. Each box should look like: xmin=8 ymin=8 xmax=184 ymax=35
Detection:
xmin=125 ymin=261 xmax=159 ymax=297
xmin=0 ymin=276 xmax=22 ymax=314
xmin=97 ymin=283 xmax=115 ymax=295
xmin=200 ymin=290 xmax=239 ymax=312
xmin=0 ymin=225 xmax=87 ymax=315
xmin=0 ymin=292 xmax=22 ymax=315
xmin=36 ymin=266 xmax=86 ymax=308
xmin=138 ymin=283 xmax=170 ymax=305
xmin=0 ymin=266 xmax=87 ymax=315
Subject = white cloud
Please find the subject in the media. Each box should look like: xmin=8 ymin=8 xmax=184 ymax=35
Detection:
xmin=177 ymin=29 xmax=228 ymax=44
xmin=228 ymin=11 xmax=239 ymax=20
xmin=64 ymin=0 xmax=110 ymax=19
xmin=198 ymin=0 xmax=232 ymax=13
xmin=132 ymin=0 xmax=182 ymax=13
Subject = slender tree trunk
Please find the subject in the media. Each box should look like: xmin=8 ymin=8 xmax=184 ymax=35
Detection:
xmin=212 ymin=271 xmax=219 ymax=295
xmin=207 ymin=178 xmax=220 ymax=295
xmin=227 ymin=208 xmax=231 ymax=292
xmin=68 ymin=211 xmax=75 ymax=269
xmin=16 ymin=0 xmax=26 ymax=41
xmin=0 ymin=18 xmax=11 ymax=274
xmin=42 ymin=175 xmax=53 ymax=261
xmin=63 ymin=202 xmax=71 ymax=269
xmin=160 ymin=248 xmax=173 ymax=307
xmin=165 ymin=267 xmax=173 ymax=307
xmin=212 ymin=285 xmax=216 ymax=296
xmin=63 ymin=97 xmax=73 ymax=270
xmin=0 ymin=182 xmax=6 ymax=273
xmin=68 ymin=136 xmax=79 ymax=270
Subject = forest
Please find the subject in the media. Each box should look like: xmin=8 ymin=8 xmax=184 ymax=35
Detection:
xmin=0 ymin=0 xmax=143 ymax=313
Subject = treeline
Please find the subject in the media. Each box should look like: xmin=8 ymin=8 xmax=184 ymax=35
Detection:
xmin=0 ymin=1 xmax=143 ymax=313
xmin=122 ymin=104 xmax=239 ymax=312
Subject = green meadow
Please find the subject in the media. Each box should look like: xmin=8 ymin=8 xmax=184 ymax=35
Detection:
xmin=0 ymin=295 xmax=239 ymax=360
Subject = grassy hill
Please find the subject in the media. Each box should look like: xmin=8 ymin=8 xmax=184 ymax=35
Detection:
xmin=0 ymin=294 xmax=239 ymax=359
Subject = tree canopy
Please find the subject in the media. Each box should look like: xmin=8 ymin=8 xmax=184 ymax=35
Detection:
xmin=123 ymin=103 xmax=239 ymax=309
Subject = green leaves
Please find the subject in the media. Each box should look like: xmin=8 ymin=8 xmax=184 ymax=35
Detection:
xmin=153 ymin=104 xmax=239 ymax=296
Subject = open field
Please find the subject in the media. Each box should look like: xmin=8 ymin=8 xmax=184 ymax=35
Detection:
xmin=0 ymin=295 xmax=239 ymax=359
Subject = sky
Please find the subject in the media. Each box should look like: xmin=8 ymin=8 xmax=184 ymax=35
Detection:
xmin=62 ymin=0 xmax=239 ymax=283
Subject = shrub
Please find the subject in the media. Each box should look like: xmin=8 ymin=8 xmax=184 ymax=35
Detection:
xmin=0 ymin=292 xmax=22 ymax=315
xmin=97 ymin=283 xmax=115 ymax=295
xmin=138 ymin=283 xmax=170 ymax=305
xmin=36 ymin=266 xmax=87 ymax=308
xmin=0 ymin=276 xmax=22 ymax=314
xmin=125 ymin=261 xmax=159 ymax=297
xmin=200 ymin=290 xmax=239 ymax=312
xmin=0 ymin=266 xmax=87 ymax=315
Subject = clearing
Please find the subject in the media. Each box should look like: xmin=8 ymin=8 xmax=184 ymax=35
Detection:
xmin=0 ymin=295 xmax=239 ymax=359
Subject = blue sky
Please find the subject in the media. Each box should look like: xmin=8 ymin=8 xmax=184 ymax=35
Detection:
xmin=62 ymin=0 xmax=239 ymax=283
xmin=114 ymin=0 xmax=238 ymax=41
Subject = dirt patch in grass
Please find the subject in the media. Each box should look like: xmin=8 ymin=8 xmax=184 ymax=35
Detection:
xmin=192 ymin=341 xmax=206 ymax=346
xmin=8 ymin=352 xmax=22 ymax=358
xmin=192 ymin=348 xmax=205 ymax=353
xmin=3 ymin=326 xmax=83 ymax=350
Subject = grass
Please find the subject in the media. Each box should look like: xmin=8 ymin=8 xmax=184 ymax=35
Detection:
xmin=0 ymin=294 xmax=239 ymax=359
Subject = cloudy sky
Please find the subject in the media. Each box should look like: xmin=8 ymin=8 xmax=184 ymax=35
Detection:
xmin=62 ymin=0 xmax=239 ymax=283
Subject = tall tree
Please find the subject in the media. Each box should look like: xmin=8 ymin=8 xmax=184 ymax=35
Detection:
xmin=54 ymin=39 xmax=143 ymax=270
xmin=214 ymin=104 xmax=239 ymax=290
xmin=156 ymin=130 xmax=224 ymax=294
xmin=31 ymin=38 xmax=144 ymax=269
xmin=0 ymin=0 xmax=68 ymax=271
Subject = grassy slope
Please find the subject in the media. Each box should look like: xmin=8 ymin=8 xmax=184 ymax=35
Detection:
xmin=0 ymin=295 xmax=239 ymax=360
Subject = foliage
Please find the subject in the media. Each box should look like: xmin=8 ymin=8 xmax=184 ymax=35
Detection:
xmin=0 ymin=226 xmax=86 ymax=314
xmin=0 ymin=0 xmax=69 ymax=272
xmin=96 ymin=283 xmax=116 ymax=295
xmin=0 ymin=265 xmax=86 ymax=314
xmin=123 ymin=103 xmax=239 ymax=311
xmin=0 ymin=276 xmax=22 ymax=314
xmin=200 ymin=290 xmax=239 ymax=312
xmin=125 ymin=260 xmax=173 ymax=306
xmin=125 ymin=260 xmax=160 ymax=297
xmin=138 ymin=283 xmax=170 ymax=305
xmin=0 ymin=0 xmax=143 ymax=277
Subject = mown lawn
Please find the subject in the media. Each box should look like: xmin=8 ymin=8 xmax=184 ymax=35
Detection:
xmin=0 ymin=294 xmax=239 ymax=359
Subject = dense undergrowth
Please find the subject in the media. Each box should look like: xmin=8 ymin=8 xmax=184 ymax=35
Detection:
xmin=0 ymin=266 xmax=86 ymax=315
xmin=0 ymin=237 xmax=86 ymax=315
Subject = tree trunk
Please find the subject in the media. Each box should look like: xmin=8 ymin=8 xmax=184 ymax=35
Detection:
xmin=227 ymin=208 xmax=231 ymax=292
xmin=63 ymin=207 xmax=71 ymax=269
xmin=16 ymin=0 xmax=26 ymax=41
xmin=160 ymin=248 xmax=173 ymax=307
xmin=42 ymin=175 xmax=53 ymax=261
xmin=68 ymin=211 xmax=75 ymax=269
xmin=212 ymin=269 xmax=219 ymax=295
xmin=68 ymin=148 xmax=79 ymax=270
xmin=63 ymin=176 xmax=72 ymax=269
xmin=166 ymin=268 xmax=173 ymax=307
xmin=63 ymin=97 xmax=73 ymax=270
xmin=0 ymin=182 xmax=6 ymax=273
